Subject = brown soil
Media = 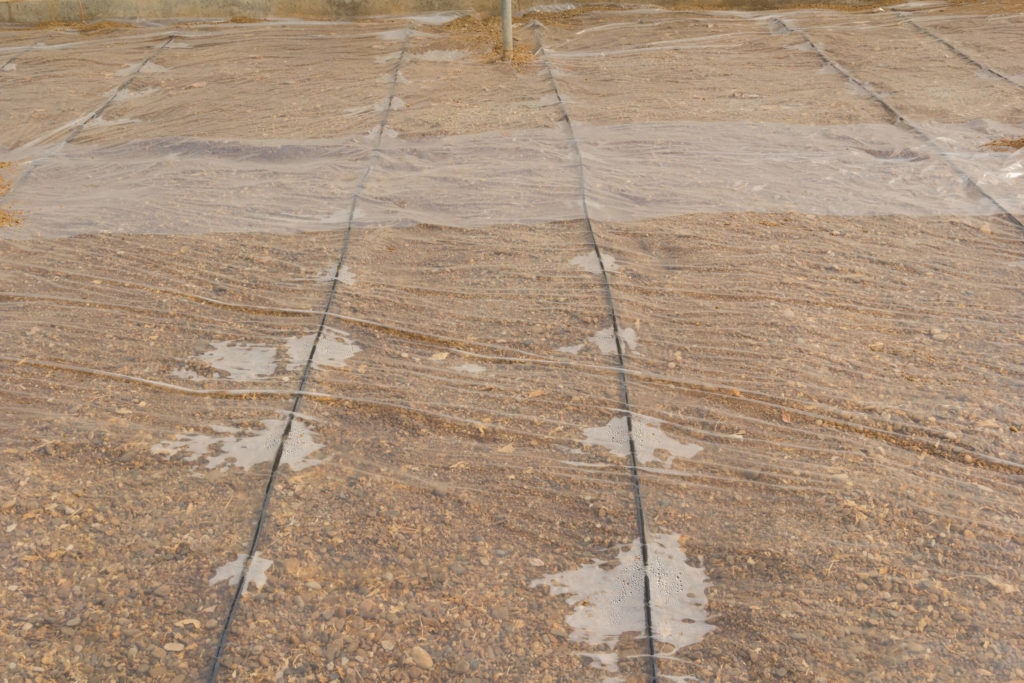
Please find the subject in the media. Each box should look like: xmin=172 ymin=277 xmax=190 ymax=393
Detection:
xmin=3 ymin=8 xmax=1024 ymax=681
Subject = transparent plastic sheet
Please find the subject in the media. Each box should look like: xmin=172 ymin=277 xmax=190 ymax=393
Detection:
xmin=905 ymin=10 xmax=1024 ymax=87
xmin=2 ymin=5 xmax=1024 ymax=683
xmin=0 ymin=28 xmax=177 ymax=150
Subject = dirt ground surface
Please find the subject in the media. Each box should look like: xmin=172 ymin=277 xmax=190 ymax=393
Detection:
xmin=1 ymin=1 xmax=1023 ymax=681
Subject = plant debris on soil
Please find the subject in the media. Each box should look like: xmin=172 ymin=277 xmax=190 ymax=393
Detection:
xmin=0 ymin=162 xmax=22 ymax=228
xmin=982 ymin=136 xmax=1024 ymax=151
xmin=26 ymin=20 xmax=135 ymax=32
xmin=441 ymin=14 xmax=535 ymax=64
xmin=522 ymin=5 xmax=621 ymax=25
xmin=671 ymin=0 xmax=899 ymax=9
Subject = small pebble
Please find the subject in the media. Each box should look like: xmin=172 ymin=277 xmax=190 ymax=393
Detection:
xmin=410 ymin=645 xmax=433 ymax=669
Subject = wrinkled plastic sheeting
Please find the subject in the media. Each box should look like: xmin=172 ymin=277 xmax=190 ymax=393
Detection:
xmin=7 ymin=120 xmax=1024 ymax=236
xmin=2 ymin=6 xmax=1024 ymax=683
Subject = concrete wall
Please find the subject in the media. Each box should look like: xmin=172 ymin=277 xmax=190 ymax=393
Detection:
xmin=0 ymin=0 xmax=891 ymax=25
xmin=2 ymin=0 xmax=525 ymax=22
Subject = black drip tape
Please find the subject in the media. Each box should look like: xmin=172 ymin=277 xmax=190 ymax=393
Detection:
xmin=7 ymin=34 xmax=176 ymax=195
xmin=898 ymin=13 xmax=1024 ymax=92
xmin=204 ymin=28 xmax=413 ymax=682
xmin=535 ymin=28 xmax=660 ymax=683
xmin=774 ymin=17 xmax=1024 ymax=234
xmin=1 ymin=42 xmax=37 ymax=72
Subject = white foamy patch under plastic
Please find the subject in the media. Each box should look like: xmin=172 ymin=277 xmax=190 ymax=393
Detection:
xmin=196 ymin=341 xmax=278 ymax=381
xmin=456 ymin=363 xmax=486 ymax=374
xmin=172 ymin=330 xmax=360 ymax=381
xmin=333 ymin=265 xmax=357 ymax=285
xmin=413 ymin=49 xmax=469 ymax=62
xmin=558 ymin=343 xmax=585 ymax=354
xmin=583 ymin=414 xmax=630 ymax=458
xmin=113 ymin=86 xmax=161 ymax=102
xmin=589 ymin=326 xmax=638 ymax=355
xmin=531 ymin=533 xmax=713 ymax=674
xmin=293 ymin=265 xmax=356 ymax=284
xmin=376 ymin=28 xmax=412 ymax=41
xmin=285 ymin=328 xmax=361 ymax=371
xmin=378 ymin=71 xmax=410 ymax=85
xmin=209 ymin=552 xmax=273 ymax=593
xmin=151 ymin=417 xmax=324 ymax=471
xmin=375 ymin=96 xmax=406 ymax=112
xmin=583 ymin=415 xmax=701 ymax=466
xmin=367 ymin=123 xmax=399 ymax=139
xmin=526 ymin=2 xmax=577 ymax=13
xmin=570 ymin=250 xmax=618 ymax=274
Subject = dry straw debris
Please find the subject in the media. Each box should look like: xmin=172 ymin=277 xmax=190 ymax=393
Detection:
xmin=29 ymin=20 xmax=134 ymax=32
xmin=442 ymin=14 xmax=535 ymax=65
xmin=982 ymin=136 xmax=1024 ymax=151
xmin=1 ymin=162 xmax=21 ymax=228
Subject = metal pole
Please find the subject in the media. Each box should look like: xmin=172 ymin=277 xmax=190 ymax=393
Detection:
xmin=501 ymin=0 xmax=512 ymax=61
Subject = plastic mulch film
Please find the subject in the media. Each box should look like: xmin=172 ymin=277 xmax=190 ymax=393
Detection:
xmin=1 ymin=3 xmax=1023 ymax=682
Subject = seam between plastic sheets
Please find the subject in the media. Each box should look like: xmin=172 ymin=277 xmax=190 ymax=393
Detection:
xmin=897 ymin=13 xmax=1024 ymax=93
xmin=535 ymin=25 xmax=660 ymax=682
xmin=204 ymin=26 xmax=414 ymax=682
xmin=6 ymin=34 xmax=176 ymax=194
xmin=771 ymin=17 xmax=1024 ymax=234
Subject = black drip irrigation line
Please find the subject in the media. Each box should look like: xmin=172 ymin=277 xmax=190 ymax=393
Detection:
xmin=772 ymin=17 xmax=1024 ymax=234
xmin=1 ymin=42 xmax=39 ymax=72
xmin=534 ymin=28 xmax=659 ymax=683
xmin=897 ymin=13 xmax=1024 ymax=92
xmin=205 ymin=27 xmax=413 ymax=682
xmin=7 ymin=34 xmax=176 ymax=195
